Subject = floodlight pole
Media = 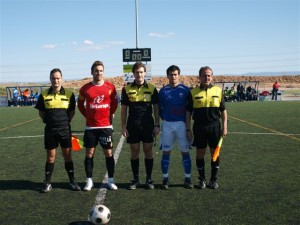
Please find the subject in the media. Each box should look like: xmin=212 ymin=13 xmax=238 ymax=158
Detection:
xmin=135 ymin=0 xmax=139 ymax=48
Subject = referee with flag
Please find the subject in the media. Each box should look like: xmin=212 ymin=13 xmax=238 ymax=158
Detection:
xmin=186 ymin=66 xmax=228 ymax=189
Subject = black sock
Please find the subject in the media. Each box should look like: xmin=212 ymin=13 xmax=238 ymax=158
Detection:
xmin=131 ymin=158 xmax=139 ymax=180
xmin=65 ymin=160 xmax=74 ymax=182
xmin=145 ymin=158 xmax=154 ymax=180
xmin=106 ymin=156 xmax=115 ymax=178
xmin=211 ymin=158 xmax=220 ymax=181
xmin=196 ymin=159 xmax=205 ymax=180
xmin=45 ymin=162 xmax=54 ymax=183
xmin=84 ymin=157 xmax=93 ymax=178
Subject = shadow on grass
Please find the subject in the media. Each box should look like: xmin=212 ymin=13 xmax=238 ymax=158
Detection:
xmin=100 ymin=182 xmax=198 ymax=190
xmin=68 ymin=221 xmax=93 ymax=225
xmin=0 ymin=180 xmax=40 ymax=191
xmin=0 ymin=180 xmax=204 ymax=192
xmin=0 ymin=180 xmax=85 ymax=192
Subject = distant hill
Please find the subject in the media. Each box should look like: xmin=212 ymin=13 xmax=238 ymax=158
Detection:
xmin=1 ymin=74 xmax=299 ymax=92
xmin=234 ymin=71 xmax=300 ymax=76
xmin=61 ymin=75 xmax=300 ymax=91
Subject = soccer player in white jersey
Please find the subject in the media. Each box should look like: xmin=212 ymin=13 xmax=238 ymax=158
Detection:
xmin=158 ymin=65 xmax=193 ymax=189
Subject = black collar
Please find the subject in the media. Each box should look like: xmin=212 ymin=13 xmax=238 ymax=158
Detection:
xmin=131 ymin=80 xmax=149 ymax=88
xmin=200 ymin=83 xmax=213 ymax=90
xmin=48 ymin=86 xmax=65 ymax=95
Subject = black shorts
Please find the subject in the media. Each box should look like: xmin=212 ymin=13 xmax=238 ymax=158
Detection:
xmin=192 ymin=122 xmax=221 ymax=149
xmin=126 ymin=118 xmax=154 ymax=144
xmin=83 ymin=128 xmax=113 ymax=149
xmin=44 ymin=126 xmax=72 ymax=150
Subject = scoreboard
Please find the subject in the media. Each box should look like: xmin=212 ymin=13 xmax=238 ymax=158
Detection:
xmin=123 ymin=48 xmax=151 ymax=62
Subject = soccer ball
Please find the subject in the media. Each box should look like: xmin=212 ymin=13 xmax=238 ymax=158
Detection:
xmin=88 ymin=204 xmax=111 ymax=224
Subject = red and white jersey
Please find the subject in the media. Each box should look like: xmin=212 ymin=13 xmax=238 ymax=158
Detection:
xmin=78 ymin=81 xmax=118 ymax=128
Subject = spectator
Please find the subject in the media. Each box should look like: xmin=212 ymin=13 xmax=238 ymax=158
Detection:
xmin=12 ymin=88 xmax=19 ymax=107
xmin=246 ymin=85 xmax=253 ymax=101
xmin=22 ymin=89 xmax=30 ymax=106
xmin=272 ymin=81 xmax=280 ymax=101
xmin=33 ymin=92 xmax=40 ymax=105
xmin=237 ymin=83 xmax=244 ymax=101
xmin=229 ymin=87 xmax=237 ymax=102
xmin=223 ymin=87 xmax=230 ymax=101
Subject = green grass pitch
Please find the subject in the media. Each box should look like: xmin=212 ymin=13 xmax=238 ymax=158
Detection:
xmin=0 ymin=101 xmax=299 ymax=225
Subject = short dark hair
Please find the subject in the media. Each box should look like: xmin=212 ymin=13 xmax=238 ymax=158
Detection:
xmin=166 ymin=65 xmax=180 ymax=76
xmin=132 ymin=62 xmax=146 ymax=73
xmin=199 ymin=66 xmax=213 ymax=76
xmin=91 ymin=61 xmax=104 ymax=73
xmin=50 ymin=68 xmax=62 ymax=78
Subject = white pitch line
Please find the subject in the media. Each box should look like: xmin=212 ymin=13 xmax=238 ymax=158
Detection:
xmin=0 ymin=133 xmax=85 ymax=139
xmin=230 ymin=131 xmax=300 ymax=136
xmin=1 ymin=131 xmax=300 ymax=140
xmin=0 ymin=135 xmax=44 ymax=139
xmin=94 ymin=135 xmax=125 ymax=206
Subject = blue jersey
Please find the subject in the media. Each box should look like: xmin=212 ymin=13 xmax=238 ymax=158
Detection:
xmin=159 ymin=83 xmax=190 ymax=122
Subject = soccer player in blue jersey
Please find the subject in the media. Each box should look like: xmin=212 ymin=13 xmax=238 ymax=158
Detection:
xmin=158 ymin=65 xmax=193 ymax=189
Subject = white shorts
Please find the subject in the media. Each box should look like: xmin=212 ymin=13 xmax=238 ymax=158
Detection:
xmin=160 ymin=121 xmax=191 ymax=152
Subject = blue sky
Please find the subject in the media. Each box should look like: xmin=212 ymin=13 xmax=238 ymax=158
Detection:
xmin=1 ymin=0 xmax=299 ymax=82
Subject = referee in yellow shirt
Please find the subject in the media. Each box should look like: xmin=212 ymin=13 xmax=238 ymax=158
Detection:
xmin=121 ymin=62 xmax=160 ymax=190
xmin=186 ymin=66 xmax=228 ymax=189
xmin=35 ymin=68 xmax=81 ymax=193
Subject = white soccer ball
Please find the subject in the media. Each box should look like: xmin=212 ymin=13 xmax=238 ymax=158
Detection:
xmin=88 ymin=204 xmax=111 ymax=224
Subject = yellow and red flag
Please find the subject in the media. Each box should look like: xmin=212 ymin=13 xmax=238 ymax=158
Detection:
xmin=71 ymin=135 xmax=83 ymax=151
xmin=212 ymin=137 xmax=223 ymax=162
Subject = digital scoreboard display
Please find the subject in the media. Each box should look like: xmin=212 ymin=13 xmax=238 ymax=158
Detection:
xmin=123 ymin=48 xmax=151 ymax=62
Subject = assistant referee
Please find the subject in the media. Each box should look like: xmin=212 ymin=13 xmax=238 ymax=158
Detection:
xmin=186 ymin=66 xmax=228 ymax=189
xmin=35 ymin=68 xmax=81 ymax=193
